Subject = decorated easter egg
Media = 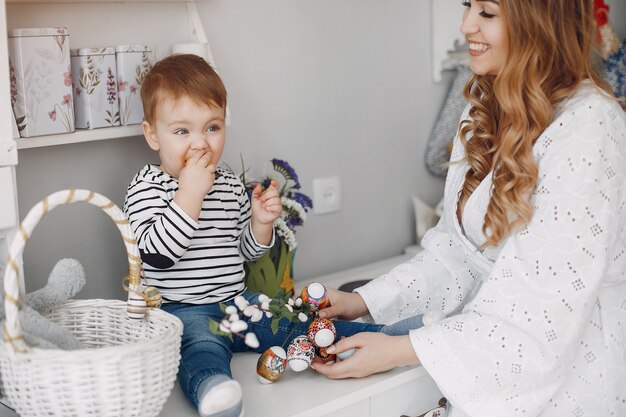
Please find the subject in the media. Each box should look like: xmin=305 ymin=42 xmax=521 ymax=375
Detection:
xmin=300 ymin=282 xmax=330 ymax=311
xmin=287 ymin=335 xmax=315 ymax=372
xmin=127 ymin=291 xmax=147 ymax=320
xmin=143 ymin=286 xmax=162 ymax=308
xmin=256 ymin=346 xmax=287 ymax=384
xmin=315 ymin=346 xmax=336 ymax=365
xmin=307 ymin=318 xmax=336 ymax=348
xmin=337 ymin=347 xmax=356 ymax=361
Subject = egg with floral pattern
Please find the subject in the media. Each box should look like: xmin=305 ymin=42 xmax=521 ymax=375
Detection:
xmin=287 ymin=335 xmax=315 ymax=372
xmin=300 ymin=282 xmax=330 ymax=311
xmin=307 ymin=317 xmax=336 ymax=348
xmin=315 ymin=346 xmax=337 ymax=365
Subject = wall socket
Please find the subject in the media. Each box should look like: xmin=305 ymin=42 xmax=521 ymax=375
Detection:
xmin=312 ymin=176 xmax=342 ymax=214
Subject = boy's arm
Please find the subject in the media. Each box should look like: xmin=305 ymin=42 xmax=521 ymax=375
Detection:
xmin=236 ymin=183 xmax=276 ymax=262
xmin=250 ymin=219 xmax=274 ymax=247
xmin=249 ymin=181 xmax=282 ymax=245
xmin=124 ymin=178 xmax=198 ymax=269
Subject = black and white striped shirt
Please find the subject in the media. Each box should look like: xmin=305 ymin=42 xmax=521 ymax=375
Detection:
xmin=123 ymin=164 xmax=271 ymax=304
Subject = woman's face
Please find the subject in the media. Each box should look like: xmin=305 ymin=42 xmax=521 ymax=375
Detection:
xmin=460 ymin=0 xmax=509 ymax=76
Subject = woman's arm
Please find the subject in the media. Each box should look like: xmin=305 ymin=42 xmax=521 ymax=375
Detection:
xmin=408 ymin=92 xmax=626 ymax=416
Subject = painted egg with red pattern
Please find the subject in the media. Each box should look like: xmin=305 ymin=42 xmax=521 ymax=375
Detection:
xmin=307 ymin=317 xmax=336 ymax=348
xmin=300 ymin=282 xmax=330 ymax=311
xmin=287 ymin=335 xmax=315 ymax=372
xmin=315 ymin=346 xmax=337 ymax=365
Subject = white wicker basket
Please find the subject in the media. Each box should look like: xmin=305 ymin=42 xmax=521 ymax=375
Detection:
xmin=0 ymin=189 xmax=183 ymax=417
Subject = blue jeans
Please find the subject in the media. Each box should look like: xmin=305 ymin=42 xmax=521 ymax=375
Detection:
xmin=163 ymin=291 xmax=413 ymax=408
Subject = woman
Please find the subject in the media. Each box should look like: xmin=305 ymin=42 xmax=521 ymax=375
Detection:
xmin=312 ymin=1 xmax=626 ymax=416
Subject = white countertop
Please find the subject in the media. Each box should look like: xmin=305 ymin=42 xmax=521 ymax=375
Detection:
xmin=160 ymin=354 xmax=433 ymax=417
xmin=160 ymin=248 xmax=443 ymax=417
xmin=0 ymin=248 xmax=441 ymax=417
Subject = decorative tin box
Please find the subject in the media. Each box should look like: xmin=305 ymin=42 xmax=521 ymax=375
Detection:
xmin=8 ymin=27 xmax=75 ymax=137
xmin=115 ymin=45 xmax=152 ymax=125
xmin=71 ymin=47 xmax=120 ymax=129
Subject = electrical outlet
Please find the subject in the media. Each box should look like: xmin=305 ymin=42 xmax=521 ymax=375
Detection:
xmin=313 ymin=176 xmax=342 ymax=214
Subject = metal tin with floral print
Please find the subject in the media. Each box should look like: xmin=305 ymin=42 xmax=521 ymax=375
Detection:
xmin=115 ymin=44 xmax=152 ymax=125
xmin=71 ymin=47 xmax=120 ymax=129
xmin=8 ymin=27 xmax=75 ymax=137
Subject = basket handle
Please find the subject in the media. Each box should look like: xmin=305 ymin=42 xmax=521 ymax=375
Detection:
xmin=3 ymin=189 xmax=142 ymax=354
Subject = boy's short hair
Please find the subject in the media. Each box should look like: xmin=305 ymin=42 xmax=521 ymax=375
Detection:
xmin=141 ymin=53 xmax=227 ymax=125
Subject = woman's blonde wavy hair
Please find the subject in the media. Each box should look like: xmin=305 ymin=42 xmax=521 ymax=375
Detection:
xmin=458 ymin=0 xmax=611 ymax=248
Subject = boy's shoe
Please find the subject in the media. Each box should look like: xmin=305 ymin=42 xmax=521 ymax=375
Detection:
xmin=198 ymin=375 xmax=243 ymax=417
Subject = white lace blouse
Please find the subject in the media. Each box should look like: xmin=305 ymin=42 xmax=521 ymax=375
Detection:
xmin=356 ymin=83 xmax=626 ymax=417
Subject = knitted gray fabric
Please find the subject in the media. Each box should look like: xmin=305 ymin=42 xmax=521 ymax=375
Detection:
xmin=603 ymin=41 xmax=626 ymax=102
xmin=425 ymin=66 xmax=473 ymax=177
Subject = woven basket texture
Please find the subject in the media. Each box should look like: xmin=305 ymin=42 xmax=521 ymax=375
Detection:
xmin=0 ymin=190 xmax=183 ymax=417
xmin=0 ymin=301 xmax=182 ymax=417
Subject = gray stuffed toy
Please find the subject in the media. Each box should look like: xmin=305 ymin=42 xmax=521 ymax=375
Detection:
xmin=425 ymin=65 xmax=473 ymax=177
xmin=0 ymin=258 xmax=85 ymax=350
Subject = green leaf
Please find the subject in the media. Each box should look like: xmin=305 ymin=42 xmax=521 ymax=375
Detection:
xmin=209 ymin=319 xmax=219 ymax=332
xmin=275 ymin=288 xmax=288 ymax=300
xmin=271 ymin=317 xmax=280 ymax=334
xmin=219 ymin=303 xmax=227 ymax=314
xmin=269 ymin=303 xmax=281 ymax=315
xmin=246 ymin=252 xmax=281 ymax=297
xmin=208 ymin=319 xmax=234 ymax=341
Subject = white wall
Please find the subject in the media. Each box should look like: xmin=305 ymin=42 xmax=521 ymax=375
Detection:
xmin=10 ymin=1 xmax=450 ymax=298
xmin=195 ymin=0 xmax=450 ymax=277
xmin=12 ymin=0 xmax=624 ymax=299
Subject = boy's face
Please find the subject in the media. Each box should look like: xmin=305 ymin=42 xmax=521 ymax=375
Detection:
xmin=143 ymin=94 xmax=226 ymax=179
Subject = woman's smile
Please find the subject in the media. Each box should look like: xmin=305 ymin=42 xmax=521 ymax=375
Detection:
xmin=468 ymin=41 xmax=491 ymax=56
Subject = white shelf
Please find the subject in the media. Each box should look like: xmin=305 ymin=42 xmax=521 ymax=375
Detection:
xmin=9 ymin=0 xmax=223 ymax=150
xmin=16 ymin=125 xmax=143 ymax=149
xmin=6 ymin=0 xmax=192 ymax=3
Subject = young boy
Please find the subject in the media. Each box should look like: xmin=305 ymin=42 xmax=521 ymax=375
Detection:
xmin=123 ymin=54 xmax=408 ymax=417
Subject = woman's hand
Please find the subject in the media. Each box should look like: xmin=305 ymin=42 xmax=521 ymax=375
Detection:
xmin=311 ymin=333 xmax=420 ymax=379
xmin=318 ymin=288 xmax=369 ymax=321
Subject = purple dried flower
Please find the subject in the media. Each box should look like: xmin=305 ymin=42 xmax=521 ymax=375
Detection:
xmin=107 ymin=68 xmax=117 ymax=104
xmin=271 ymin=158 xmax=301 ymax=190
xmin=292 ymin=192 xmax=313 ymax=211
xmin=237 ymin=157 xmax=313 ymax=239
xmin=285 ymin=216 xmax=303 ymax=229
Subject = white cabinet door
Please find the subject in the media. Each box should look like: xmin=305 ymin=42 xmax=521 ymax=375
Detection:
xmin=0 ymin=0 xmax=19 ymax=283
xmin=0 ymin=167 xmax=18 ymax=231
xmin=0 ymin=0 xmax=18 ymax=167
xmin=370 ymin=371 xmax=442 ymax=417
xmin=323 ymin=399 xmax=370 ymax=417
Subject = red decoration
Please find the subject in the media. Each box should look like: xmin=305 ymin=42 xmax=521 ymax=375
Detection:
xmin=594 ymin=0 xmax=610 ymax=27
xmin=594 ymin=0 xmax=610 ymax=43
